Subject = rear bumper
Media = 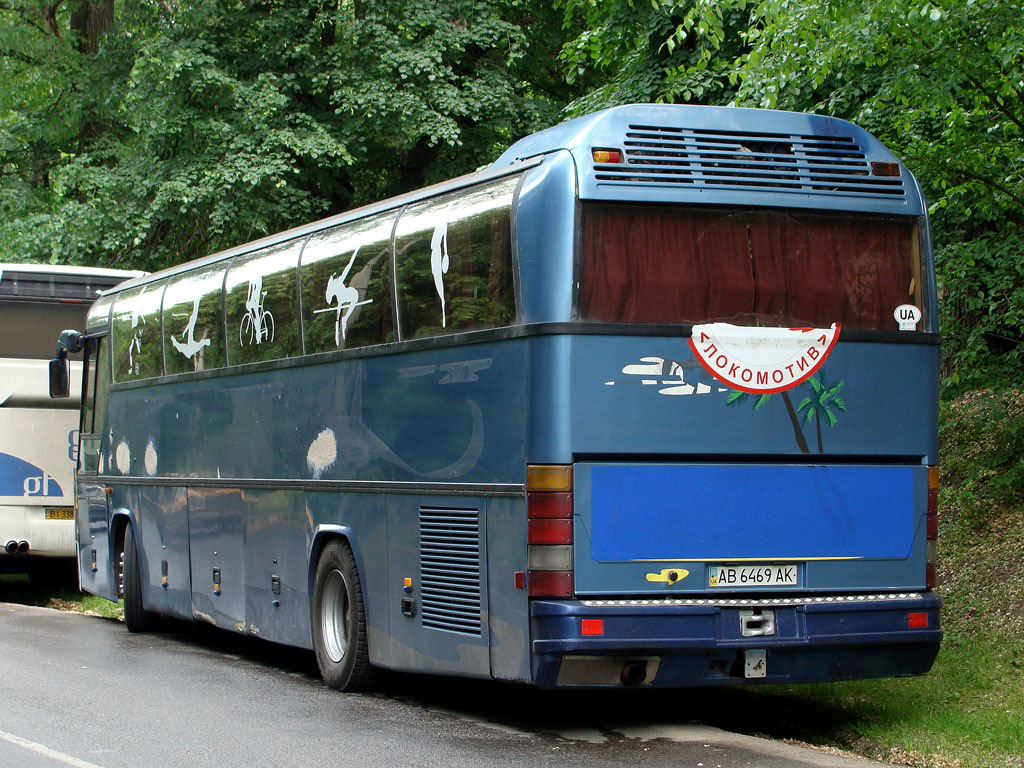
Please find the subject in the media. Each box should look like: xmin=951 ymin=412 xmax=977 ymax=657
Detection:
xmin=530 ymin=592 xmax=941 ymax=687
xmin=0 ymin=505 xmax=76 ymax=558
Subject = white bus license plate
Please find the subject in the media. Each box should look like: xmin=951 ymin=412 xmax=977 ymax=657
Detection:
xmin=709 ymin=565 xmax=797 ymax=588
xmin=45 ymin=507 xmax=75 ymax=520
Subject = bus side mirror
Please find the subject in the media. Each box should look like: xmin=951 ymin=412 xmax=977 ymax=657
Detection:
xmin=49 ymin=329 xmax=83 ymax=399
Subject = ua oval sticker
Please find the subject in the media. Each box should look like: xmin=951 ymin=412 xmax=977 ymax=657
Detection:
xmin=688 ymin=323 xmax=841 ymax=394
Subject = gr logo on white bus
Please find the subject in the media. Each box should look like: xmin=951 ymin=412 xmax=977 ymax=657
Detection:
xmin=688 ymin=322 xmax=841 ymax=395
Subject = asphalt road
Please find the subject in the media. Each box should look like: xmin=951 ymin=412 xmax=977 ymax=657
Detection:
xmin=0 ymin=603 xmax=890 ymax=768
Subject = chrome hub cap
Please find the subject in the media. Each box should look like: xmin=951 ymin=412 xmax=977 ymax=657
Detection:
xmin=321 ymin=569 xmax=349 ymax=664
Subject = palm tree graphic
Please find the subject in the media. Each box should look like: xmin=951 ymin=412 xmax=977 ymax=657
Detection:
xmin=796 ymin=374 xmax=847 ymax=454
xmin=726 ymin=389 xmax=810 ymax=454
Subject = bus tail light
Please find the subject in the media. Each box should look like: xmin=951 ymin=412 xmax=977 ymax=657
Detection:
xmin=527 ymin=465 xmax=574 ymax=598
xmin=592 ymin=148 xmax=623 ymax=164
xmin=926 ymin=466 xmax=939 ymax=590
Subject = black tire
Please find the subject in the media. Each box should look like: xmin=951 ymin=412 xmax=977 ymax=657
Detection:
xmin=311 ymin=540 xmax=379 ymax=691
xmin=123 ymin=524 xmax=159 ymax=632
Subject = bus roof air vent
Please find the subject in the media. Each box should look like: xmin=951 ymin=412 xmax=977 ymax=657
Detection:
xmin=592 ymin=124 xmax=906 ymax=199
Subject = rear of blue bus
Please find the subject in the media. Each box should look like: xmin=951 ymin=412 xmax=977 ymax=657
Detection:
xmin=512 ymin=108 xmax=942 ymax=687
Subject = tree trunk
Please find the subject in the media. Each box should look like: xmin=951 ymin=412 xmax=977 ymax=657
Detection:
xmin=781 ymin=391 xmax=810 ymax=453
xmin=70 ymin=0 xmax=114 ymax=55
xmin=815 ymin=411 xmax=823 ymax=453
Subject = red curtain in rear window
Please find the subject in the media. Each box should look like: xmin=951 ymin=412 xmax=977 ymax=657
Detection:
xmin=579 ymin=204 xmax=917 ymax=330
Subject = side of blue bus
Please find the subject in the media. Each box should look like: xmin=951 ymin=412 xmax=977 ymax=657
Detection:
xmin=71 ymin=104 xmax=941 ymax=689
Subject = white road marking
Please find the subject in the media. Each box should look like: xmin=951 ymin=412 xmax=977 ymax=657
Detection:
xmin=0 ymin=730 xmax=109 ymax=768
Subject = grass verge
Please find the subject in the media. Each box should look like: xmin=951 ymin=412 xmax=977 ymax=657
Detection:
xmin=0 ymin=573 xmax=124 ymax=620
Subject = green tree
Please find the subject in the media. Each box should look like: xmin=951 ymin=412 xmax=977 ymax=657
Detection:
xmin=0 ymin=1 xmax=579 ymax=272
xmin=796 ymin=374 xmax=846 ymax=454
xmin=558 ymin=0 xmax=754 ymax=115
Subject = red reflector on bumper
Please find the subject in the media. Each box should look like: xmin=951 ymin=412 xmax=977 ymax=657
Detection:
xmin=908 ymin=612 xmax=928 ymax=629
xmin=581 ymin=618 xmax=604 ymax=636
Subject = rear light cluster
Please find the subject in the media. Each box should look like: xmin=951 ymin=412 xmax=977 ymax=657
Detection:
xmin=527 ymin=464 xmax=574 ymax=598
xmin=926 ymin=466 xmax=939 ymax=590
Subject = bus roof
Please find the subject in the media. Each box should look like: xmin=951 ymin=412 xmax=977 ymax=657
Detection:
xmin=0 ymin=263 xmax=145 ymax=304
xmin=492 ymin=103 xmax=924 ymax=217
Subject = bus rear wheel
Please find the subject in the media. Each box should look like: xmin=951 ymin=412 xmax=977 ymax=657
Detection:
xmin=312 ymin=540 xmax=378 ymax=691
xmin=123 ymin=524 xmax=159 ymax=632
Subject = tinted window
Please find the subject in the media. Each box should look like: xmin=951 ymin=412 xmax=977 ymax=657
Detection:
xmin=0 ymin=301 xmax=90 ymax=359
xmin=394 ymin=175 xmax=518 ymax=339
xmin=80 ymin=339 xmax=96 ymax=435
xmin=80 ymin=336 xmax=109 ymax=472
xmin=224 ymin=239 xmax=303 ymax=365
xmin=84 ymin=294 xmax=115 ymax=334
xmin=163 ymin=265 xmax=226 ymax=374
xmin=579 ymin=204 xmax=922 ymax=331
xmin=112 ymin=283 xmax=165 ymax=381
xmin=301 ymin=213 xmax=395 ymax=353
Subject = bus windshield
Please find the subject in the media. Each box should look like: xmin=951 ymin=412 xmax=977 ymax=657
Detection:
xmin=579 ymin=204 xmax=923 ymax=331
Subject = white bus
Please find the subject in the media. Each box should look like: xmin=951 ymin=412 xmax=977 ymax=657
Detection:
xmin=1 ymin=264 xmax=142 ymax=585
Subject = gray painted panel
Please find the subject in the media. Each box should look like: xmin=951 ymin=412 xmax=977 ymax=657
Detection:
xmin=485 ymin=496 xmax=530 ymax=682
xmin=243 ymin=489 xmax=311 ymax=648
xmin=188 ymin=487 xmax=246 ymax=631
xmin=137 ymin=485 xmax=191 ymax=619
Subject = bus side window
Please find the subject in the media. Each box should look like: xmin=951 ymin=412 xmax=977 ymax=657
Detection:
xmin=300 ymin=213 xmax=395 ymax=354
xmin=299 ymin=211 xmax=395 ymax=354
xmin=394 ymin=175 xmax=519 ymax=339
xmin=224 ymin=239 xmax=303 ymax=366
xmin=80 ymin=336 xmax=109 ymax=473
xmin=163 ymin=264 xmax=227 ymax=374
xmin=112 ymin=283 xmax=166 ymax=381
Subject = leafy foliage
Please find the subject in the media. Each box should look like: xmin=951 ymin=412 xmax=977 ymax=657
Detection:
xmin=559 ymin=0 xmax=754 ymax=114
xmin=0 ymin=0 xmax=574 ymax=272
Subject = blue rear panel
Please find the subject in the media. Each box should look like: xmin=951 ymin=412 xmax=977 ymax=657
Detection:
xmin=589 ymin=464 xmax=915 ymax=561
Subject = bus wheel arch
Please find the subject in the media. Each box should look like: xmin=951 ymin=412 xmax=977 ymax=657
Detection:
xmin=120 ymin=518 xmax=158 ymax=632
xmin=310 ymin=536 xmax=379 ymax=691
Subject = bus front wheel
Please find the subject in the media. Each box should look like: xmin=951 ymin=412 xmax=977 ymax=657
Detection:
xmin=123 ymin=524 xmax=159 ymax=632
xmin=312 ymin=540 xmax=378 ymax=691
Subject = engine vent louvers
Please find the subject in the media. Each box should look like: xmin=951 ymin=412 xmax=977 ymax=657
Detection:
xmin=592 ymin=124 xmax=905 ymax=198
xmin=418 ymin=506 xmax=482 ymax=636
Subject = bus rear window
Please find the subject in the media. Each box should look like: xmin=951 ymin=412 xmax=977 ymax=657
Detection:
xmin=579 ymin=204 xmax=923 ymax=331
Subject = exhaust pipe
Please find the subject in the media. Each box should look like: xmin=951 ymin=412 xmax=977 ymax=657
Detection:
xmin=4 ymin=541 xmax=17 ymax=555
xmin=620 ymin=660 xmax=649 ymax=686
xmin=17 ymin=541 xmax=29 ymax=554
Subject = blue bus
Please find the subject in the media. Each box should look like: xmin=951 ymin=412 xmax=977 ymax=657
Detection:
xmin=51 ymin=104 xmax=941 ymax=690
